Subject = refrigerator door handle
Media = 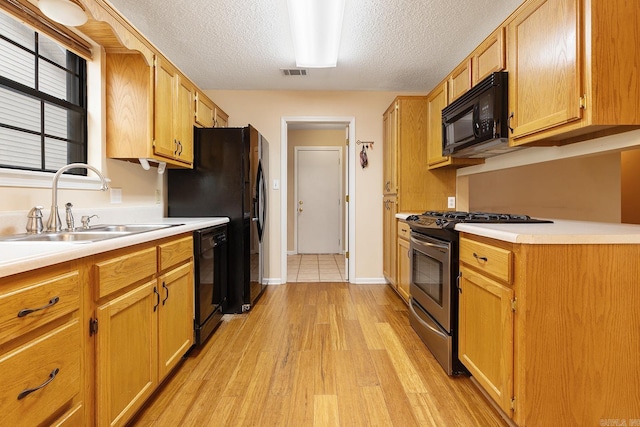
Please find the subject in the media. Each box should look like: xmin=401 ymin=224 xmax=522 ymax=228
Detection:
xmin=256 ymin=161 xmax=266 ymax=242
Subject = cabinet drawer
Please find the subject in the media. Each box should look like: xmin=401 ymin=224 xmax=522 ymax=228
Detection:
xmin=95 ymin=247 xmax=157 ymax=299
xmin=0 ymin=271 xmax=79 ymax=345
xmin=52 ymin=403 xmax=83 ymax=426
xmin=158 ymin=236 xmax=193 ymax=271
xmin=0 ymin=320 xmax=81 ymax=426
xmin=397 ymin=221 xmax=411 ymax=240
xmin=459 ymin=237 xmax=513 ymax=284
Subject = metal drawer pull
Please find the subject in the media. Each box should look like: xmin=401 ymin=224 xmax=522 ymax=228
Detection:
xmin=17 ymin=368 xmax=59 ymax=400
xmin=162 ymin=282 xmax=169 ymax=305
xmin=17 ymin=296 xmax=60 ymax=318
xmin=153 ymin=287 xmax=160 ymax=312
xmin=473 ymin=253 xmax=488 ymax=262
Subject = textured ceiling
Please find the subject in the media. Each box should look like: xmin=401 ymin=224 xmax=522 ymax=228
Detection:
xmin=105 ymin=0 xmax=523 ymax=92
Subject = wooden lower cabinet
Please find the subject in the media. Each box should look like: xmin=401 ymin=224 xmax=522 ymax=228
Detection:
xmin=0 ymin=320 xmax=82 ymax=426
xmin=92 ymin=234 xmax=194 ymax=426
xmin=382 ymin=195 xmax=397 ymax=286
xmin=396 ymin=221 xmax=411 ymax=302
xmin=96 ymin=281 xmax=158 ymax=427
xmin=158 ymin=262 xmax=194 ymax=381
xmin=459 ymin=233 xmax=640 ymax=426
xmin=0 ymin=262 xmax=84 ymax=426
xmin=458 ymin=265 xmax=514 ymax=415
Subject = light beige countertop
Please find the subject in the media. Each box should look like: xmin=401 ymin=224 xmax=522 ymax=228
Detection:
xmin=455 ymin=219 xmax=640 ymax=244
xmin=0 ymin=217 xmax=228 ymax=279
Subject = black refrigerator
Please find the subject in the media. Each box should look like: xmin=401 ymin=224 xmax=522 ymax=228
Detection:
xmin=168 ymin=125 xmax=267 ymax=313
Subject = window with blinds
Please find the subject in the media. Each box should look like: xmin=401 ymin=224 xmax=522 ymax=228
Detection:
xmin=0 ymin=11 xmax=87 ymax=175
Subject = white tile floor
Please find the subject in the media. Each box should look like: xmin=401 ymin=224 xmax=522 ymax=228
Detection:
xmin=287 ymin=254 xmax=346 ymax=282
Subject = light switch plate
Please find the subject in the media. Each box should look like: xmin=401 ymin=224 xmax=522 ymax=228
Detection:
xmin=110 ymin=188 xmax=122 ymax=204
xmin=273 ymin=179 xmax=280 ymax=190
xmin=447 ymin=196 xmax=456 ymax=209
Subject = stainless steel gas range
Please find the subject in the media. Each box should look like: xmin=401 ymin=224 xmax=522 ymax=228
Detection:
xmin=406 ymin=211 xmax=552 ymax=375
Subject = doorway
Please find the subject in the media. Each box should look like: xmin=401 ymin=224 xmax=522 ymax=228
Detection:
xmin=281 ymin=117 xmax=356 ymax=284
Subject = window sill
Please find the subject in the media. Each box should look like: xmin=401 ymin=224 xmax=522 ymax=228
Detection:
xmin=0 ymin=168 xmax=110 ymax=190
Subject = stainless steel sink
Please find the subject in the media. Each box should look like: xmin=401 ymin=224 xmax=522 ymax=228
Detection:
xmin=0 ymin=231 xmax=130 ymax=242
xmin=88 ymin=224 xmax=176 ymax=233
xmin=0 ymin=223 xmax=182 ymax=243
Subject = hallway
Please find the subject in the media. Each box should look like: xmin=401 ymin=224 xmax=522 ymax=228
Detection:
xmin=287 ymin=254 xmax=347 ymax=282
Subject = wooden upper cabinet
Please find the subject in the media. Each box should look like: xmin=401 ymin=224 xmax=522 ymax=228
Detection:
xmin=105 ymin=53 xmax=154 ymax=162
xmin=507 ymin=0 xmax=582 ymax=143
xmin=426 ymin=82 xmax=448 ymax=168
xmin=472 ymin=27 xmax=505 ymax=85
xmin=104 ymin=53 xmax=195 ymax=168
xmin=382 ymin=101 xmax=398 ymax=194
xmin=448 ymin=59 xmax=472 ymax=103
xmin=195 ymin=92 xmax=215 ymax=128
xmin=507 ymin=0 xmax=640 ymax=146
xmin=153 ymin=56 xmax=178 ymax=160
xmin=214 ymin=104 xmax=229 ymax=127
xmin=153 ymin=55 xmax=194 ymax=166
xmin=175 ymin=77 xmax=194 ymax=163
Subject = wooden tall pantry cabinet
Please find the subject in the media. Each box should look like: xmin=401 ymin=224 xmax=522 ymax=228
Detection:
xmin=382 ymin=97 xmax=456 ymax=296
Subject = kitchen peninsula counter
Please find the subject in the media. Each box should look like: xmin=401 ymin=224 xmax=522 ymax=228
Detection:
xmin=455 ymin=219 xmax=640 ymax=244
xmin=0 ymin=217 xmax=228 ymax=279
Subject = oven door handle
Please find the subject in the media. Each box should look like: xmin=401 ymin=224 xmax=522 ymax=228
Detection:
xmin=410 ymin=235 xmax=449 ymax=252
xmin=409 ymin=299 xmax=448 ymax=340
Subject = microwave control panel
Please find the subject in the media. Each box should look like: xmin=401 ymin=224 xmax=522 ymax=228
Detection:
xmin=477 ymin=92 xmax=497 ymax=138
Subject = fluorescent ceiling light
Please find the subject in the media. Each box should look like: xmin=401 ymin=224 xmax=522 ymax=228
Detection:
xmin=39 ymin=0 xmax=88 ymax=27
xmin=287 ymin=0 xmax=346 ymax=68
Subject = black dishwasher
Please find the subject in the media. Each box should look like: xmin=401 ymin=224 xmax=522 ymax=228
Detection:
xmin=194 ymin=224 xmax=227 ymax=345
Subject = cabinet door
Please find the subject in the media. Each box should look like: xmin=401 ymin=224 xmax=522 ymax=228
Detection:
xmin=175 ymin=77 xmax=194 ymax=164
xmin=426 ymin=82 xmax=448 ymax=167
xmin=448 ymin=59 xmax=472 ymax=102
xmin=195 ymin=92 xmax=214 ymax=128
xmin=96 ymin=280 xmax=158 ymax=427
xmin=458 ymin=266 xmax=514 ymax=415
xmin=214 ymin=106 xmax=229 ymax=128
xmin=382 ymin=196 xmax=397 ymax=286
xmin=153 ymin=56 xmax=177 ymax=159
xmin=473 ymin=27 xmax=505 ymax=84
xmin=383 ymin=103 xmax=398 ymax=194
xmin=158 ymin=262 xmax=194 ymax=381
xmin=396 ymin=236 xmax=410 ymax=302
xmin=507 ymin=0 xmax=582 ymax=141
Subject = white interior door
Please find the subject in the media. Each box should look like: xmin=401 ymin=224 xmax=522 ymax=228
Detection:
xmin=296 ymin=147 xmax=342 ymax=254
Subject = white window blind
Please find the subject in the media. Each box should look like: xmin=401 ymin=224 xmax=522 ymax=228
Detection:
xmin=0 ymin=11 xmax=87 ymax=174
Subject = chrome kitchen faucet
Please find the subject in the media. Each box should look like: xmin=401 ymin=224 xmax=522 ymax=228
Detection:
xmin=47 ymin=163 xmax=109 ymax=231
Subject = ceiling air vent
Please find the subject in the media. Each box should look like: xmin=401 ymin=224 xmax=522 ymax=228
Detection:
xmin=282 ymin=68 xmax=308 ymax=76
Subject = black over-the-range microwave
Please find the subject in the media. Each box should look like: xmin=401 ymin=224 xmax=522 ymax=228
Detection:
xmin=442 ymin=71 xmax=520 ymax=158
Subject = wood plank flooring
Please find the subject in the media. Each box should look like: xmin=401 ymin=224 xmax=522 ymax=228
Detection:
xmin=130 ymin=283 xmax=507 ymax=426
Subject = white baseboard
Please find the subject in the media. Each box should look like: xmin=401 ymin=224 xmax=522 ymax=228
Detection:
xmin=287 ymin=251 xmax=297 ymax=256
xmin=264 ymin=278 xmax=283 ymax=285
xmin=351 ymin=278 xmax=388 ymax=285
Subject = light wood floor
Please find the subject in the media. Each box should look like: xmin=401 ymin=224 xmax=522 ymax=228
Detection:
xmin=130 ymin=282 xmax=507 ymax=426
